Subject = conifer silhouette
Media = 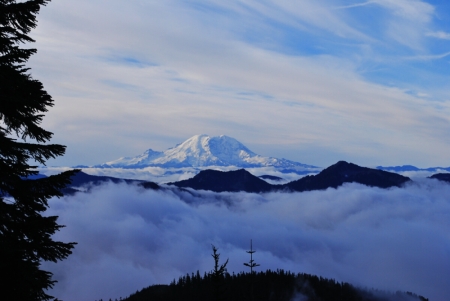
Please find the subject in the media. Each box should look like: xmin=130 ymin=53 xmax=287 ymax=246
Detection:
xmin=211 ymin=244 xmax=228 ymax=301
xmin=243 ymin=239 xmax=260 ymax=301
xmin=0 ymin=1 xmax=78 ymax=300
xmin=243 ymin=239 xmax=260 ymax=273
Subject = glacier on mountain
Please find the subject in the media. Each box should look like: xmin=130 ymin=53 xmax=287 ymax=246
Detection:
xmin=95 ymin=134 xmax=316 ymax=170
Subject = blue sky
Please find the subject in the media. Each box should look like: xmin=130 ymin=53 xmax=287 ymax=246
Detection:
xmin=29 ymin=0 xmax=450 ymax=167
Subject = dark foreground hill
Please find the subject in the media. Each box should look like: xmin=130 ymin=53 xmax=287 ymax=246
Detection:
xmin=60 ymin=171 xmax=159 ymax=195
xmin=122 ymin=269 xmax=428 ymax=301
xmin=170 ymin=169 xmax=275 ymax=193
xmin=429 ymin=173 xmax=450 ymax=183
xmin=285 ymin=161 xmax=410 ymax=192
xmin=259 ymin=174 xmax=284 ymax=181
xmin=170 ymin=161 xmax=411 ymax=193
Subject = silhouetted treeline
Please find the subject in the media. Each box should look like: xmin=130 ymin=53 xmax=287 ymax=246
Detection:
xmin=121 ymin=269 xmax=428 ymax=301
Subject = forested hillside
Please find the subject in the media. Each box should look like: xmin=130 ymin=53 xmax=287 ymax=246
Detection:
xmin=119 ymin=269 xmax=428 ymax=301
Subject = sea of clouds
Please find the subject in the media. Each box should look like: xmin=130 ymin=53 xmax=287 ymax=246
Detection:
xmin=43 ymin=178 xmax=450 ymax=301
xmin=39 ymin=166 xmax=309 ymax=184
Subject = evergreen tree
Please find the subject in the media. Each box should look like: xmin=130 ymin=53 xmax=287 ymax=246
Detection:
xmin=0 ymin=0 xmax=78 ymax=300
xmin=210 ymin=245 xmax=228 ymax=301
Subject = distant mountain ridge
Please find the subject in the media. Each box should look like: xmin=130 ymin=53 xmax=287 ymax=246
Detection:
xmin=286 ymin=161 xmax=410 ymax=191
xmin=170 ymin=161 xmax=411 ymax=193
xmin=172 ymin=169 xmax=274 ymax=193
xmin=38 ymin=171 xmax=160 ymax=195
xmin=33 ymin=162 xmax=450 ymax=195
xmin=377 ymin=165 xmax=450 ymax=173
xmin=429 ymin=173 xmax=450 ymax=183
xmin=94 ymin=134 xmax=317 ymax=170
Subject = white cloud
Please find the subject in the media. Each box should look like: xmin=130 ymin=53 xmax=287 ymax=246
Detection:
xmin=38 ymin=166 xmax=309 ymax=184
xmin=263 ymin=0 xmax=369 ymax=39
xmin=376 ymin=0 xmax=434 ymax=49
xmin=374 ymin=0 xmax=434 ymax=22
xmin=334 ymin=1 xmax=375 ymax=10
xmin=426 ymin=31 xmax=450 ymax=40
xmin=404 ymin=51 xmax=450 ymax=61
xmin=43 ymin=180 xmax=450 ymax=301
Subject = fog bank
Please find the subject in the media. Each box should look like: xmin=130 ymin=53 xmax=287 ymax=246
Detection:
xmin=44 ymin=179 xmax=450 ymax=301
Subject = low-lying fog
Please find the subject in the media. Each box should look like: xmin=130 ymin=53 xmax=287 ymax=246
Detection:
xmin=43 ymin=177 xmax=450 ymax=301
xmin=39 ymin=166 xmax=316 ymax=184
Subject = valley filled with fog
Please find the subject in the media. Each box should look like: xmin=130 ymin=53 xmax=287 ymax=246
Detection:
xmin=44 ymin=178 xmax=450 ymax=301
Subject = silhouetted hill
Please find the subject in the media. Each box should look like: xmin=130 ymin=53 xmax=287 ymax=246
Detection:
xmin=62 ymin=171 xmax=159 ymax=195
xmin=378 ymin=165 xmax=450 ymax=173
xmin=376 ymin=165 xmax=420 ymax=172
xmin=170 ymin=169 xmax=275 ymax=193
xmin=68 ymin=171 xmax=127 ymax=186
xmin=259 ymin=175 xmax=284 ymax=181
xmin=23 ymin=174 xmax=48 ymax=180
xmin=169 ymin=162 xmax=410 ymax=193
xmin=429 ymin=173 xmax=450 ymax=183
xmin=284 ymin=161 xmax=410 ymax=192
xmin=122 ymin=269 xmax=428 ymax=301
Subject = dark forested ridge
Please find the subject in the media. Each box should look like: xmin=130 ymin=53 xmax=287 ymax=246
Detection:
xmin=118 ymin=269 xmax=428 ymax=301
xmin=66 ymin=171 xmax=160 ymax=192
xmin=259 ymin=174 xmax=284 ymax=181
xmin=170 ymin=169 xmax=275 ymax=192
xmin=429 ymin=173 xmax=450 ymax=183
xmin=46 ymin=161 xmax=413 ymax=195
xmin=170 ymin=161 xmax=411 ymax=193
xmin=20 ymin=171 xmax=160 ymax=195
xmin=284 ymin=161 xmax=410 ymax=191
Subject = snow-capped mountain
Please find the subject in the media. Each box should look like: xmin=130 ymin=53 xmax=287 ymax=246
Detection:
xmin=95 ymin=134 xmax=316 ymax=169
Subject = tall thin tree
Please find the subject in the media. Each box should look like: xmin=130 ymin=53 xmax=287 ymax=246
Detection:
xmin=0 ymin=1 xmax=78 ymax=300
xmin=243 ymin=239 xmax=260 ymax=301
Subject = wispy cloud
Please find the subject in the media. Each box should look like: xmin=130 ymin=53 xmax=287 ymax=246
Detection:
xmin=333 ymin=1 xmax=375 ymax=10
xmin=376 ymin=0 xmax=434 ymax=49
xmin=426 ymin=30 xmax=450 ymax=40
xmin=27 ymin=0 xmax=450 ymax=168
xmin=375 ymin=0 xmax=434 ymax=22
xmin=404 ymin=51 xmax=450 ymax=61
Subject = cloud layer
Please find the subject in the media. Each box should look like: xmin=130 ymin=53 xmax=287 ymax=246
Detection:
xmin=44 ymin=179 xmax=450 ymax=301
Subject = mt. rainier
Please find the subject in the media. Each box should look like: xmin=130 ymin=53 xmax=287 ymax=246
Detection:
xmin=96 ymin=134 xmax=316 ymax=169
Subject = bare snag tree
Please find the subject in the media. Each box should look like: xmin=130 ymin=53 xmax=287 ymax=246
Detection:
xmin=211 ymin=245 xmax=229 ymax=301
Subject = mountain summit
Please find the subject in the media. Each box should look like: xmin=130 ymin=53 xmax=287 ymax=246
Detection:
xmin=96 ymin=134 xmax=316 ymax=169
xmin=170 ymin=161 xmax=411 ymax=193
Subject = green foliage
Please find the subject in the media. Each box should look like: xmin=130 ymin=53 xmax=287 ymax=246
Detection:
xmin=0 ymin=0 xmax=78 ymax=300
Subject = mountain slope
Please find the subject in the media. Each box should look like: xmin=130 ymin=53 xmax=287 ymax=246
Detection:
xmin=285 ymin=161 xmax=410 ymax=191
xmin=429 ymin=173 xmax=450 ymax=183
xmin=60 ymin=171 xmax=159 ymax=195
xmin=123 ymin=269 xmax=428 ymax=301
xmin=95 ymin=134 xmax=316 ymax=169
xmin=169 ymin=161 xmax=410 ymax=193
xmin=170 ymin=169 xmax=275 ymax=193
xmin=377 ymin=165 xmax=450 ymax=173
